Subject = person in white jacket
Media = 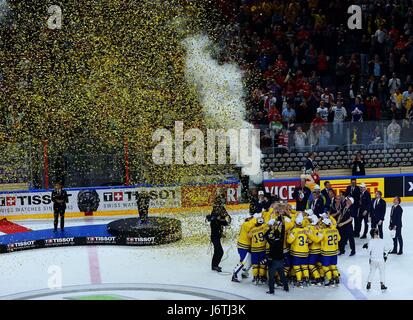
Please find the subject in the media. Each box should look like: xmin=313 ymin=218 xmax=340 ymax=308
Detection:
xmin=366 ymin=228 xmax=388 ymax=291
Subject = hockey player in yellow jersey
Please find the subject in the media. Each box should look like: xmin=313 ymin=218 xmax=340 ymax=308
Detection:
xmin=232 ymin=213 xmax=257 ymax=282
xmin=307 ymin=213 xmax=324 ymax=286
xmin=320 ymin=218 xmax=341 ymax=287
xmin=248 ymin=217 xmax=269 ymax=285
xmin=287 ymin=213 xmax=310 ymax=287
xmin=281 ymin=205 xmax=295 ymax=279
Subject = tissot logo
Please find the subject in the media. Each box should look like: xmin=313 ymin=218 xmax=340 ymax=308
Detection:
xmin=7 ymin=240 xmax=36 ymax=251
xmin=86 ymin=236 xmax=117 ymax=243
xmin=405 ymin=177 xmax=413 ymax=196
xmin=126 ymin=237 xmax=156 ymax=244
xmin=45 ymin=238 xmax=75 ymax=246
xmin=0 ymin=194 xmax=72 ymax=207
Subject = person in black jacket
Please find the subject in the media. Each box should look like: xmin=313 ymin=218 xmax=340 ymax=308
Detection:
xmin=51 ymin=182 xmax=69 ymax=232
xmin=352 ymin=152 xmax=366 ymax=176
xmin=206 ymin=193 xmax=231 ymax=272
xmin=292 ymin=178 xmax=311 ymax=211
xmin=389 ymin=196 xmax=403 ymax=255
xmin=371 ymin=190 xmax=386 ymax=239
xmin=356 ymin=183 xmax=372 ymax=239
xmin=137 ymin=189 xmax=150 ymax=224
xmin=321 ymin=181 xmax=331 ymax=205
xmin=346 ymin=178 xmax=361 ymax=235
xmin=265 ymin=218 xmax=289 ymax=294
xmin=337 ymin=196 xmax=356 ymax=256
xmin=308 ymin=185 xmax=325 ymax=217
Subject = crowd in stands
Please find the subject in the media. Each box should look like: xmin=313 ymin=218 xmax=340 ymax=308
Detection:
xmin=217 ymin=0 xmax=413 ymax=151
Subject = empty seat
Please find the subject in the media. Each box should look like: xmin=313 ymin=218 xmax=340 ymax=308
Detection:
xmin=374 ymin=149 xmax=381 ymax=154
xmin=367 ymin=150 xmax=374 ymax=154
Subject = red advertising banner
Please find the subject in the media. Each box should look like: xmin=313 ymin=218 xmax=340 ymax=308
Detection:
xmin=263 ymin=180 xmax=298 ymax=201
xmin=181 ymin=183 xmax=239 ymax=207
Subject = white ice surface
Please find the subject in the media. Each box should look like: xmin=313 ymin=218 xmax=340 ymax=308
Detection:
xmin=0 ymin=204 xmax=412 ymax=300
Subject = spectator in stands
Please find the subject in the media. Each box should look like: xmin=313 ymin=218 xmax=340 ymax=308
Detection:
xmin=390 ymin=102 xmax=403 ymax=120
xmin=365 ymin=96 xmax=381 ymax=121
xmin=389 ymin=196 xmax=403 ymax=255
xmin=391 ymin=88 xmax=403 ymax=110
xmin=307 ymin=123 xmax=318 ymax=146
xmin=351 ymin=97 xmax=365 ymax=122
xmin=330 ymin=99 xmax=347 ymax=139
xmin=281 ymin=102 xmax=296 ymax=128
xmin=292 ymin=178 xmax=311 ymax=212
xmin=352 ymin=152 xmax=366 ymax=176
xmin=293 ymin=126 xmax=307 ymax=152
xmin=371 ymin=190 xmax=386 ymax=239
xmin=304 ymin=152 xmax=316 ymax=174
xmin=316 ymin=100 xmax=329 ymax=122
xmin=387 ymin=119 xmax=401 ymax=146
xmin=402 ymin=85 xmax=413 ymax=114
xmin=388 ymin=72 xmax=402 ymax=95
xmin=317 ymin=125 xmax=331 ymax=148
xmin=369 ymin=126 xmax=383 ymax=144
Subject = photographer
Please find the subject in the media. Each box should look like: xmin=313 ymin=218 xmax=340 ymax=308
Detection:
xmin=206 ymin=192 xmax=231 ymax=272
xmin=265 ymin=217 xmax=289 ymax=294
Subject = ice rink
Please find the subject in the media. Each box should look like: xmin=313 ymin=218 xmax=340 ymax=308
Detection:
xmin=0 ymin=204 xmax=412 ymax=300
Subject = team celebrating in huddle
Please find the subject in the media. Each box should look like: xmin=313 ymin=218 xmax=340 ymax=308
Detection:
xmin=231 ymin=177 xmax=403 ymax=294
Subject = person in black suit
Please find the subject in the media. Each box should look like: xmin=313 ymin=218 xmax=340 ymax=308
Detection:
xmin=389 ymin=196 xmax=403 ymax=255
xmin=337 ymin=196 xmax=356 ymax=256
xmin=51 ymin=182 xmax=69 ymax=232
xmin=321 ymin=181 xmax=331 ymax=203
xmin=309 ymin=185 xmax=325 ymax=217
xmin=352 ymin=152 xmax=366 ymax=176
xmin=206 ymin=193 xmax=231 ymax=272
xmin=304 ymin=152 xmax=316 ymax=174
xmin=370 ymin=190 xmax=386 ymax=239
xmin=346 ymin=178 xmax=361 ymax=236
xmin=356 ymin=183 xmax=372 ymax=239
xmin=292 ymin=178 xmax=311 ymax=211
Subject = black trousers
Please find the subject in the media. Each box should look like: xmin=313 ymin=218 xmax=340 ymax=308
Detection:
xmin=53 ymin=206 xmax=65 ymax=231
xmin=211 ymin=237 xmax=224 ymax=268
xmin=392 ymin=226 xmax=403 ymax=252
xmin=268 ymin=259 xmax=288 ymax=292
xmin=355 ymin=212 xmax=369 ymax=237
xmin=371 ymin=221 xmax=384 ymax=239
xmin=338 ymin=225 xmax=355 ymax=253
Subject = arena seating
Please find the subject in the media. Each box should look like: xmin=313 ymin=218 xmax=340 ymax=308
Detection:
xmin=261 ymin=143 xmax=413 ymax=172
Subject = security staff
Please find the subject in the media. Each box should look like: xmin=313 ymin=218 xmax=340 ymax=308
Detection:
xmin=346 ymin=178 xmax=361 ymax=235
xmin=356 ymin=183 xmax=372 ymax=239
xmin=371 ymin=191 xmax=386 ymax=239
xmin=52 ymin=182 xmax=69 ymax=232
xmin=337 ymin=196 xmax=356 ymax=256
xmin=389 ymin=196 xmax=403 ymax=255
xmin=292 ymin=178 xmax=311 ymax=211
xmin=206 ymin=193 xmax=231 ymax=272
xmin=265 ymin=218 xmax=289 ymax=294
xmin=308 ymin=185 xmax=325 ymax=217
xmin=137 ymin=189 xmax=150 ymax=224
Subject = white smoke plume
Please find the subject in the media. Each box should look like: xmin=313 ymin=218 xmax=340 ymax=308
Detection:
xmin=182 ymin=34 xmax=263 ymax=184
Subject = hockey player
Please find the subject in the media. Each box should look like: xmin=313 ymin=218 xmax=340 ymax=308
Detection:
xmin=232 ymin=213 xmax=257 ymax=282
xmin=281 ymin=207 xmax=295 ymax=280
xmin=366 ymin=228 xmax=388 ymax=291
xmin=307 ymin=214 xmax=324 ymax=285
xmin=320 ymin=218 xmax=341 ymax=287
xmin=248 ymin=217 xmax=269 ymax=284
xmin=287 ymin=214 xmax=310 ymax=287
